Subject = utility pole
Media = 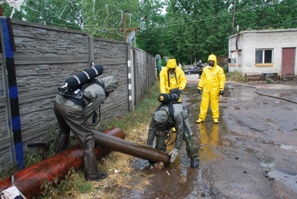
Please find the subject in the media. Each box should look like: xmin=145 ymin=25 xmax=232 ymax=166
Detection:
xmin=123 ymin=11 xmax=127 ymax=42
xmin=232 ymin=0 xmax=237 ymax=33
xmin=122 ymin=11 xmax=140 ymax=42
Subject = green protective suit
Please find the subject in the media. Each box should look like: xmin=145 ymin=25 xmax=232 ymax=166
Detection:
xmin=197 ymin=54 xmax=226 ymax=121
xmin=147 ymin=103 xmax=199 ymax=158
xmin=159 ymin=59 xmax=187 ymax=103
xmin=54 ymin=76 xmax=118 ymax=181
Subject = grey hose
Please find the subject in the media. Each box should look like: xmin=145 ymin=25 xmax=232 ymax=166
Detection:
xmin=228 ymin=84 xmax=297 ymax=104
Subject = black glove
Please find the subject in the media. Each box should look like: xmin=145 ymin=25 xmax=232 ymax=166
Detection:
xmin=170 ymin=93 xmax=180 ymax=101
xmin=197 ymin=89 xmax=202 ymax=94
xmin=170 ymin=88 xmax=182 ymax=96
xmin=219 ymin=90 xmax=224 ymax=96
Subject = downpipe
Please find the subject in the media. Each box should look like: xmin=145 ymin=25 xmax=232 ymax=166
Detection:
xmin=93 ymin=130 xmax=170 ymax=165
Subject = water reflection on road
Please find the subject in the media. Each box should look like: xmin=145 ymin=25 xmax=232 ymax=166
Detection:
xmin=198 ymin=123 xmax=219 ymax=160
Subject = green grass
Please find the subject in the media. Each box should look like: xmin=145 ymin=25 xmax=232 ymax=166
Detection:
xmin=225 ymin=71 xmax=246 ymax=82
xmin=103 ymin=81 xmax=160 ymax=134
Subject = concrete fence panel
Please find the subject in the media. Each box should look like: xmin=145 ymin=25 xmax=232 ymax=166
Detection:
xmin=0 ymin=18 xmax=156 ymax=173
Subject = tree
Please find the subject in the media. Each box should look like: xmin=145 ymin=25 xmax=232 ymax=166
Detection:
xmin=2 ymin=0 xmax=297 ymax=62
xmin=152 ymin=0 xmax=231 ymax=63
xmin=80 ymin=0 xmax=141 ymax=40
xmin=136 ymin=0 xmax=169 ymax=57
xmin=2 ymin=0 xmax=82 ymax=29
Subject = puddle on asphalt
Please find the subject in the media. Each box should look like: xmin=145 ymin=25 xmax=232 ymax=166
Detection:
xmin=260 ymin=161 xmax=275 ymax=169
xmin=260 ymin=152 xmax=297 ymax=193
xmin=124 ymin=128 xmax=203 ymax=198
xmin=279 ymin=144 xmax=297 ymax=152
xmin=262 ymin=141 xmax=297 ymax=153
xmin=127 ymin=156 xmax=202 ymax=198
xmin=266 ymin=170 xmax=297 ymax=193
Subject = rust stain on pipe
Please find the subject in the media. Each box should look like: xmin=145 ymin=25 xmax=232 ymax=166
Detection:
xmin=93 ymin=130 xmax=170 ymax=165
xmin=0 ymin=127 xmax=124 ymax=199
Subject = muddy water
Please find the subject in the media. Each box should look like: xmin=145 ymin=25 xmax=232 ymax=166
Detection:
xmin=121 ymin=79 xmax=297 ymax=199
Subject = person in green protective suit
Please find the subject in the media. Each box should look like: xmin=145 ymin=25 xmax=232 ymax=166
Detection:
xmin=147 ymin=93 xmax=200 ymax=168
xmin=54 ymin=70 xmax=118 ymax=181
xmin=196 ymin=54 xmax=226 ymax=124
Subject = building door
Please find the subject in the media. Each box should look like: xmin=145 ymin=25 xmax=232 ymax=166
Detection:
xmin=282 ymin=48 xmax=295 ymax=76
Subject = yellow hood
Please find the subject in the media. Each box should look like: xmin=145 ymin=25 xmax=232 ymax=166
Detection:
xmin=208 ymin=54 xmax=217 ymax=66
xmin=166 ymin=59 xmax=177 ymax=69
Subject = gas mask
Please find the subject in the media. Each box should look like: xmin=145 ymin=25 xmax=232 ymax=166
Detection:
xmin=208 ymin=61 xmax=214 ymax=68
xmin=169 ymin=68 xmax=175 ymax=77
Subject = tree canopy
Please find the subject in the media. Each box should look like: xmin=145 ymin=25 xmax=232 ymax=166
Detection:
xmin=2 ymin=0 xmax=297 ymax=64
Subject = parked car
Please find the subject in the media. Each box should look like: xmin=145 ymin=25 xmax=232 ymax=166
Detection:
xmin=184 ymin=67 xmax=203 ymax=76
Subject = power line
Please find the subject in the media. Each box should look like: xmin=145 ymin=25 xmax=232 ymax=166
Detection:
xmin=18 ymin=1 xmax=297 ymax=33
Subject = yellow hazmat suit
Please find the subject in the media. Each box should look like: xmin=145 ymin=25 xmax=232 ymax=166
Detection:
xmin=197 ymin=54 xmax=225 ymax=123
xmin=159 ymin=59 xmax=187 ymax=102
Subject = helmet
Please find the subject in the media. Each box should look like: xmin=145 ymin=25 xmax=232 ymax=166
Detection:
xmin=152 ymin=109 xmax=168 ymax=124
xmin=166 ymin=59 xmax=177 ymax=69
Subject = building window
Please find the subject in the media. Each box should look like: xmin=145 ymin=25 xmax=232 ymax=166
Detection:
xmin=228 ymin=58 xmax=236 ymax=64
xmin=228 ymin=51 xmax=237 ymax=66
xmin=255 ymin=49 xmax=273 ymax=64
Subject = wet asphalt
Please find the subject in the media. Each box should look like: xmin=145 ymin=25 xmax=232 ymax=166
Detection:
xmin=122 ymin=74 xmax=297 ymax=199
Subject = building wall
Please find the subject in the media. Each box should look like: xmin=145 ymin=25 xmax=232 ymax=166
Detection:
xmin=0 ymin=19 xmax=155 ymax=172
xmin=228 ymin=29 xmax=297 ymax=76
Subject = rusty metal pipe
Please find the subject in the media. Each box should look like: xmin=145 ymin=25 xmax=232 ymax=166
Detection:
xmin=0 ymin=127 xmax=124 ymax=199
xmin=93 ymin=130 xmax=170 ymax=165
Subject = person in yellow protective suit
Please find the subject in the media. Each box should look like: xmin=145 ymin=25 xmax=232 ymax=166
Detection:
xmin=159 ymin=59 xmax=187 ymax=103
xmin=160 ymin=58 xmax=187 ymax=132
xmin=196 ymin=54 xmax=226 ymax=124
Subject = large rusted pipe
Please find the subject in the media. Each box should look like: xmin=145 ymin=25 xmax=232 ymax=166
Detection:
xmin=93 ymin=130 xmax=170 ymax=165
xmin=0 ymin=127 xmax=124 ymax=199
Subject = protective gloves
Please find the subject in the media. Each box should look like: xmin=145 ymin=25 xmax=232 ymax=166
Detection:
xmin=170 ymin=93 xmax=180 ymax=102
xmin=197 ymin=89 xmax=202 ymax=94
xmin=170 ymin=88 xmax=182 ymax=95
xmin=168 ymin=148 xmax=179 ymax=163
xmin=219 ymin=90 xmax=224 ymax=96
xmin=170 ymin=88 xmax=182 ymax=100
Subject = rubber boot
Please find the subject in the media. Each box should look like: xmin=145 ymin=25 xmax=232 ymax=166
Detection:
xmin=196 ymin=118 xmax=204 ymax=124
xmin=190 ymin=157 xmax=200 ymax=168
xmin=55 ymin=133 xmax=69 ymax=153
xmin=84 ymin=148 xmax=107 ymax=181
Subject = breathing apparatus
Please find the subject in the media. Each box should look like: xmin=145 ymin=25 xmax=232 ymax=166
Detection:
xmin=158 ymin=90 xmax=181 ymax=104
xmin=58 ymin=65 xmax=104 ymax=99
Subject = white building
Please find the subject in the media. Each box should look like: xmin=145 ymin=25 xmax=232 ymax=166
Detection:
xmin=228 ymin=29 xmax=297 ymax=80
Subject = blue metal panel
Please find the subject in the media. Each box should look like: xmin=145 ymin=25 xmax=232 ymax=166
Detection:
xmin=0 ymin=17 xmax=24 ymax=170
